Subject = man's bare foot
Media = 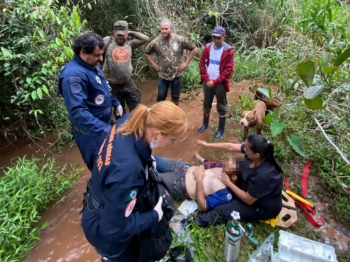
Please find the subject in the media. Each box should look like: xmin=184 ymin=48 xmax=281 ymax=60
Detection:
xmin=194 ymin=151 xmax=205 ymax=164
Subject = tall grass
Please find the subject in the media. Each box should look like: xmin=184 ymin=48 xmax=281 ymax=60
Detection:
xmin=0 ymin=157 xmax=82 ymax=262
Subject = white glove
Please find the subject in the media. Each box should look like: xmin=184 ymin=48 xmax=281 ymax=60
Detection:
xmin=117 ymin=105 xmax=123 ymax=116
xmin=153 ymin=197 xmax=163 ymax=222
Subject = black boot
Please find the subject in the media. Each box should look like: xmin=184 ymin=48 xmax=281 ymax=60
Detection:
xmin=171 ymin=99 xmax=179 ymax=106
xmin=197 ymin=113 xmax=210 ymax=133
xmin=214 ymin=117 xmax=226 ymax=139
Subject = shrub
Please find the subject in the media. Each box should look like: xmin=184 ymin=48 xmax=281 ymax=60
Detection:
xmin=0 ymin=0 xmax=84 ymax=141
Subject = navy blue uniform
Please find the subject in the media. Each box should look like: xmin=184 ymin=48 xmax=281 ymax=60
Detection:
xmin=82 ymin=115 xmax=158 ymax=260
xmin=59 ymin=55 xmax=120 ymax=170
xmin=194 ymin=143 xmax=283 ymax=226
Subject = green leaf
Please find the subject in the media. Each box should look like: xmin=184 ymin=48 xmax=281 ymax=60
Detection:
xmin=37 ymin=88 xmax=43 ymax=99
xmin=264 ymin=114 xmax=273 ymax=125
xmin=270 ymin=119 xmax=286 ymax=137
xmin=323 ymin=66 xmax=338 ymax=74
xmin=287 ymin=135 xmax=306 ymax=157
xmin=33 ymin=109 xmax=43 ymax=118
xmin=295 ymin=60 xmax=315 ymax=87
xmin=303 ymin=85 xmax=324 ymax=99
xmin=321 ymin=52 xmax=330 ymax=66
xmin=42 ymin=85 xmax=49 ymax=95
xmin=272 ymin=107 xmax=280 ymax=119
xmin=38 ymin=30 xmax=45 ymax=39
xmin=257 ymin=87 xmax=271 ymax=100
xmin=87 ymin=3 xmax=92 ymax=10
xmin=31 ymin=91 xmax=37 ymax=100
xmin=41 ymin=68 xmax=48 ymax=75
xmin=55 ymin=16 xmax=62 ymax=25
xmin=304 ymin=97 xmax=323 ymax=110
xmin=63 ymin=46 xmax=73 ymax=59
xmin=10 ymin=97 xmax=16 ymax=103
xmin=55 ymin=38 xmax=64 ymax=46
xmin=333 ymin=47 xmax=350 ymax=67
xmin=1 ymin=47 xmax=13 ymax=58
xmin=26 ymin=78 xmax=32 ymax=84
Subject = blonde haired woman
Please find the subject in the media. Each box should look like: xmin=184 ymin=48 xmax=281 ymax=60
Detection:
xmin=81 ymin=101 xmax=187 ymax=261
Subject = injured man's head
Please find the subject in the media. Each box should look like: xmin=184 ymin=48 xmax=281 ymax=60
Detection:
xmin=221 ymin=157 xmax=244 ymax=183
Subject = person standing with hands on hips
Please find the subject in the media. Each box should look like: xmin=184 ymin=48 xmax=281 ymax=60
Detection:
xmin=145 ymin=18 xmax=197 ymax=105
xmin=81 ymin=101 xmax=187 ymax=261
xmin=59 ymin=32 xmax=122 ymax=171
xmin=103 ymin=20 xmax=149 ymax=116
xmin=198 ymin=26 xmax=234 ymax=139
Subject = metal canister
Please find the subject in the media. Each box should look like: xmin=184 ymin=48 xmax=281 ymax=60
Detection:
xmin=224 ymin=219 xmax=241 ymax=262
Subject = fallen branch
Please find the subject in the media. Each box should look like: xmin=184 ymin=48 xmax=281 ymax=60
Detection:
xmin=331 ymin=160 xmax=350 ymax=195
xmin=315 ymin=117 xmax=350 ymax=166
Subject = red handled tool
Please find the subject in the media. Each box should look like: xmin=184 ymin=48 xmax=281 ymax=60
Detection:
xmin=284 ymin=162 xmax=325 ymax=227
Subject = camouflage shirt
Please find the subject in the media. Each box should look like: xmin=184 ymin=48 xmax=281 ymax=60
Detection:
xmin=144 ymin=33 xmax=196 ymax=81
xmin=103 ymin=32 xmax=149 ymax=84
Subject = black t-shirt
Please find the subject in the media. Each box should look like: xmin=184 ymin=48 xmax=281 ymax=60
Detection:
xmin=239 ymin=144 xmax=283 ymax=213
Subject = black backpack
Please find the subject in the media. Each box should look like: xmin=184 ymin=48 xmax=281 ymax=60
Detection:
xmin=137 ymin=165 xmax=175 ymax=261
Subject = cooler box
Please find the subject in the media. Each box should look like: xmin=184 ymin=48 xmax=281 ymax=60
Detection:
xmin=278 ymin=230 xmax=337 ymax=262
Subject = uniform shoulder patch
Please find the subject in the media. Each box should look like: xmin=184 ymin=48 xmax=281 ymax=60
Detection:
xmin=126 ymin=189 xmax=138 ymax=202
xmin=125 ymin=198 xmax=137 ymax=217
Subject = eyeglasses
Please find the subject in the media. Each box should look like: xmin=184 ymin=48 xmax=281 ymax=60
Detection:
xmin=212 ymin=36 xmax=222 ymax=40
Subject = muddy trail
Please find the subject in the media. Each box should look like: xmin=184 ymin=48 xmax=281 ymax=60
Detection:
xmin=0 ymin=79 xmax=349 ymax=261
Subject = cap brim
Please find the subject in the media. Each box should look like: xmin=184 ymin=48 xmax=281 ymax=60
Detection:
xmin=115 ymin=30 xmax=127 ymax=35
xmin=211 ymin=33 xmax=223 ymax=37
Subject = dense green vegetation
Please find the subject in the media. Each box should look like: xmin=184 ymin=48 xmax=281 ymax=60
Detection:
xmin=1 ymin=0 xmax=349 ymax=261
xmin=0 ymin=0 xmax=84 ymax=141
xmin=0 ymin=157 xmax=82 ymax=261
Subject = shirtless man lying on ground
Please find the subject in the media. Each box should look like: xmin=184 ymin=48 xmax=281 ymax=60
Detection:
xmin=154 ymin=155 xmax=242 ymax=212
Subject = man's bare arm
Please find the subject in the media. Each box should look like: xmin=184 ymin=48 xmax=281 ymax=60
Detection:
xmin=145 ymin=53 xmax=160 ymax=72
xmin=221 ymin=172 xmax=257 ymax=205
xmin=179 ymin=47 xmax=198 ymax=72
xmin=194 ymin=165 xmax=207 ymax=211
xmin=129 ymin=31 xmax=149 ymax=48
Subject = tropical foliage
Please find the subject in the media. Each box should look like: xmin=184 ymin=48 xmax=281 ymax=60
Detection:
xmin=0 ymin=0 xmax=84 ymax=141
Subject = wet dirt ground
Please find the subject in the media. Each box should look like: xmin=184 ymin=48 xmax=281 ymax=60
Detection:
xmin=1 ymin=79 xmax=349 ymax=261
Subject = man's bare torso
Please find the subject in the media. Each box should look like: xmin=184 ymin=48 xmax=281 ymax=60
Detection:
xmin=185 ymin=167 xmax=226 ymax=199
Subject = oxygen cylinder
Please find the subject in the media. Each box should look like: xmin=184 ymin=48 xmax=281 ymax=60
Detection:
xmin=224 ymin=212 xmax=241 ymax=262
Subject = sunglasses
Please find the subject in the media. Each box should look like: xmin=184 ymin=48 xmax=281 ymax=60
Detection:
xmin=212 ymin=36 xmax=222 ymax=40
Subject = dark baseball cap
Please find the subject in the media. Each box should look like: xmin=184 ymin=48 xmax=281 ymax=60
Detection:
xmin=114 ymin=20 xmax=128 ymax=35
xmin=211 ymin=26 xmax=225 ymax=36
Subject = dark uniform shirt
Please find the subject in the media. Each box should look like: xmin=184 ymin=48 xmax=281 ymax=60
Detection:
xmin=240 ymin=143 xmax=283 ymax=215
xmin=58 ymin=55 xmax=120 ymax=169
xmin=81 ymin=114 xmax=158 ymax=257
